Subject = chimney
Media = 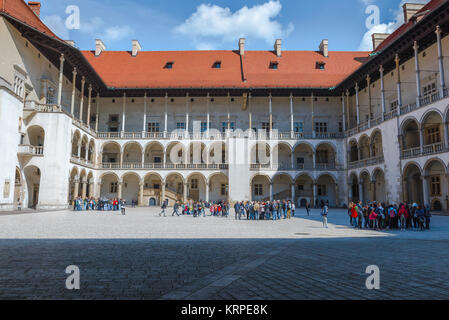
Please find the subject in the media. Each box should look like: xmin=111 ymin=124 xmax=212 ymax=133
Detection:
xmin=239 ymin=38 xmax=245 ymax=56
xmin=132 ymin=40 xmax=141 ymax=57
xmin=371 ymin=33 xmax=390 ymax=50
xmin=65 ymin=40 xmax=75 ymax=47
xmin=402 ymin=3 xmax=425 ymax=22
xmin=274 ymin=39 xmax=282 ymax=57
xmin=28 ymin=2 xmax=41 ymax=17
xmin=319 ymin=39 xmax=328 ymax=58
xmin=95 ymin=39 xmax=106 ymax=57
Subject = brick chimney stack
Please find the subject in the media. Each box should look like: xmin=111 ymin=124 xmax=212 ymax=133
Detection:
xmin=28 ymin=2 xmax=41 ymax=17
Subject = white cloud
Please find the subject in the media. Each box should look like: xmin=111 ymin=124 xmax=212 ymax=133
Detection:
xmin=174 ymin=1 xmax=294 ymax=50
xmin=43 ymin=15 xmax=69 ymax=39
xmin=78 ymin=16 xmax=133 ymax=43
xmin=358 ymin=0 xmax=430 ymax=51
xmin=103 ymin=25 xmax=134 ymax=42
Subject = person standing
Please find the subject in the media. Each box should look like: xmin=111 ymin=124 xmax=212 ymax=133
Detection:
xmin=321 ymin=204 xmax=328 ymax=228
xmin=159 ymin=199 xmax=167 ymax=217
xmin=306 ymin=201 xmax=310 ymax=216
xmin=234 ymin=202 xmax=241 ymax=220
xmin=121 ymin=199 xmax=126 ymax=215
xmin=291 ymin=201 xmax=295 ymax=217
xmin=172 ymin=201 xmax=180 ymax=216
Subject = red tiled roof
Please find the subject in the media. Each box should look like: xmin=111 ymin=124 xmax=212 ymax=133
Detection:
xmin=0 ymin=0 xmax=59 ymax=39
xmin=81 ymin=50 xmax=369 ymax=89
xmin=375 ymin=0 xmax=444 ymax=52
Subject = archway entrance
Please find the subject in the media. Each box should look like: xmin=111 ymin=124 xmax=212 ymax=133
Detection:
xmin=24 ymin=166 xmax=41 ymax=209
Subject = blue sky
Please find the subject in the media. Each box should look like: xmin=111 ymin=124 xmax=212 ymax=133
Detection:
xmin=39 ymin=0 xmax=430 ymax=52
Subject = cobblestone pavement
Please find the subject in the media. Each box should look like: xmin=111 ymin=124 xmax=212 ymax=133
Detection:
xmin=0 ymin=208 xmax=448 ymax=299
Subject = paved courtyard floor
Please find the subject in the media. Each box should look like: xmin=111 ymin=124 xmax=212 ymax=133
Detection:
xmin=0 ymin=207 xmax=448 ymax=299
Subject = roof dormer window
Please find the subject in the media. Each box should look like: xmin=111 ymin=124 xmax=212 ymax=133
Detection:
xmin=316 ymin=61 xmax=326 ymax=70
xmin=269 ymin=61 xmax=279 ymax=70
xmin=165 ymin=61 xmax=174 ymax=69
xmin=213 ymin=61 xmax=222 ymax=69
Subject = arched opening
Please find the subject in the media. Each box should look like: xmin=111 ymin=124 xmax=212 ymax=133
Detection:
xmin=403 ymin=163 xmax=423 ymax=205
xmin=292 ymin=143 xmax=314 ymax=169
xmin=250 ymin=142 xmax=271 ymax=166
xmin=316 ymin=174 xmax=337 ymax=207
xmin=358 ymin=135 xmax=370 ymax=160
xmin=68 ymin=168 xmax=79 ymax=203
xmin=100 ymin=173 xmax=119 ymax=199
xmin=208 ymin=173 xmax=228 ymax=202
xmin=79 ymin=169 xmax=87 ymax=198
xmin=424 ymin=159 xmax=447 ymax=211
xmin=371 ymin=130 xmax=383 ymax=158
xmin=122 ymin=173 xmax=140 ymax=205
xmin=349 ymin=173 xmax=359 ymax=203
xmin=144 ymin=142 xmax=164 ymax=166
xmin=272 ymin=174 xmax=293 ymax=200
xmin=402 ymin=118 xmax=420 ymax=150
xmin=208 ymin=142 xmax=227 ymax=164
xmin=349 ymin=140 xmax=359 ymax=162
xmin=88 ymin=140 xmax=95 ymax=164
xmin=187 ymin=173 xmax=207 ymax=201
xmin=272 ymin=143 xmax=292 ymax=169
xmin=166 ymin=142 xmax=185 ymax=165
xmin=123 ymin=142 xmax=143 ymax=167
xmin=315 ymin=143 xmax=336 ymax=169
xmin=251 ymin=175 xmax=271 ymax=201
xmin=101 ymin=142 xmax=121 ymax=165
xmin=14 ymin=167 xmax=23 ymax=208
xmin=86 ymin=172 xmax=94 ymax=198
xmin=422 ymin=111 xmax=444 ymax=154
xmin=71 ymin=131 xmax=81 ymax=157
xmin=143 ymin=173 xmax=163 ymax=206
xmin=372 ymin=169 xmax=386 ymax=204
xmin=80 ymin=135 xmax=88 ymax=160
xmin=24 ymin=165 xmax=41 ymax=209
xmin=187 ymin=142 xmax=207 ymax=164
xmin=165 ymin=173 xmax=184 ymax=204
xmin=26 ymin=125 xmax=45 ymax=147
xmin=359 ymin=171 xmax=371 ymax=204
xmin=294 ymin=173 xmax=314 ymax=208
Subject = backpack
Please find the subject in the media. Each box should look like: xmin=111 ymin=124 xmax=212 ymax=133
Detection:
xmin=389 ymin=208 xmax=396 ymax=218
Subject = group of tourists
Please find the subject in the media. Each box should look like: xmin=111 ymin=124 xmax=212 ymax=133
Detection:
xmin=72 ymin=197 xmax=129 ymax=215
xmin=347 ymin=201 xmax=432 ymax=231
xmin=159 ymin=199 xmax=296 ymax=220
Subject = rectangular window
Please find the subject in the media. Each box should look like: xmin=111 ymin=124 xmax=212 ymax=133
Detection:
xmin=315 ymin=122 xmax=328 ymax=133
xmin=425 ymin=126 xmax=441 ymax=144
xmin=110 ymin=182 xmax=118 ymax=193
xmin=154 ymin=157 xmax=162 ymax=164
xmin=390 ymin=100 xmax=398 ymax=112
xmin=254 ymin=184 xmax=263 ymax=196
xmin=221 ymin=184 xmax=227 ymax=196
xmin=294 ymin=122 xmax=304 ymax=133
xmin=3 ymin=180 xmax=10 ymax=198
xmin=262 ymin=122 xmax=270 ymax=133
xmin=191 ymin=179 xmax=198 ymax=190
xmin=338 ymin=122 xmax=343 ymax=133
xmin=430 ymin=176 xmax=441 ymax=196
xmin=316 ymin=150 xmax=329 ymax=164
xmin=147 ymin=122 xmax=160 ymax=132
xmin=201 ymin=122 xmax=208 ymax=133
xmin=423 ymin=82 xmax=437 ymax=97
xmin=221 ymin=122 xmax=235 ymax=133
xmin=297 ymin=157 xmax=305 ymax=165
xmin=176 ymin=122 xmax=185 ymax=130
xmin=297 ymin=185 xmax=304 ymax=191
xmin=108 ymin=114 xmax=119 ymax=132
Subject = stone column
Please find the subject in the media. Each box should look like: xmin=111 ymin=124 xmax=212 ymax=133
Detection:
xmin=121 ymin=92 xmax=126 ymax=134
xmin=269 ymin=92 xmax=273 ymax=133
xmin=143 ymin=92 xmax=147 ymax=134
xmin=57 ymin=53 xmax=65 ymax=106
xmin=341 ymin=92 xmax=346 ymax=132
xmin=312 ymin=183 xmax=317 ymax=208
xmin=291 ymin=153 xmax=295 ymax=169
xmin=120 ymin=152 xmax=124 ymax=168
xmin=395 ymin=54 xmax=402 ymax=114
xmin=312 ymin=153 xmax=316 ymax=170
xmin=95 ymin=181 xmax=101 ymax=199
xmin=248 ymin=93 xmax=252 ymax=132
xmin=81 ymin=180 xmax=87 ymax=198
xmin=422 ymin=176 xmax=429 ymax=207
xmin=118 ymin=182 xmax=122 ymax=199
xmin=70 ymin=68 xmax=77 ymax=116
xmin=270 ymin=182 xmax=274 ymax=201
xmin=436 ymin=26 xmax=446 ymax=97
xmin=311 ymin=92 xmax=315 ymax=137
xmin=355 ymin=82 xmax=360 ymax=125
xmin=291 ymin=183 xmax=296 ymax=203
xmin=345 ymin=90 xmax=350 ymax=129
xmin=335 ymin=184 xmax=339 ymax=207
xmin=380 ymin=65 xmax=386 ymax=120
xmin=89 ymin=182 xmax=94 ymax=198
xmin=356 ymin=182 xmax=362 ymax=202
xmin=183 ymin=182 xmax=188 ymax=203
xmin=367 ymin=75 xmax=372 ymax=127
xmin=86 ymin=85 xmax=92 ymax=127
xmin=95 ymin=94 xmax=100 ymax=132
xmin=185 ymin=92 xmax=189 ymax=137
xmin=444 ymin=121 xmax=449 ymax=150
xmin=74 ymin=179 xmax=80 ymax=198
xmin=348 ymin=183 xmax=353 ymax=203
xmin=206 ymin=92 xmax=210 ymax=136
xmin=205 ymin=181 xmax=210 ymax=203
xmin=370 ymin=181 xmax=376 ymax=202
xmin=290 ymin=92 xmax=294 ymax=137
xmin=164 ymin=93 xmax=168 ymax=137
xmin=161 ymin=182 xmax=166 ymax=205
xmin=139 ymin=182 xmax=144 ymax=206
xmin=77 ymin=143 xmax=81 ymax=158
xmin=413 ymin=41 xmax=422 ymax=107
xmin=79 ymin=76 xmax=85 ymax=122
xmin=419 ymin=128 xmax=425 ymax=154
xmin=227 ymin=92 xmax=231 ymax=133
